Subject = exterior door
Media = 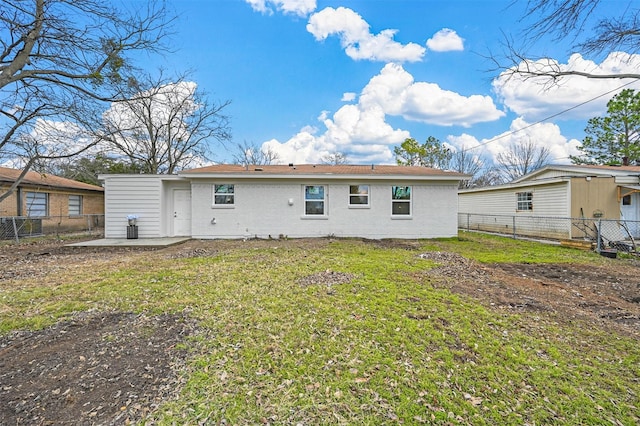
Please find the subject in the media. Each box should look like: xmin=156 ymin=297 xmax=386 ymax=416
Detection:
xmin=620 ymin=192 xmax=640 ymax=238
xmin=620 ymin=192 xmax=638 ymax=221
xmin=172 ymin=189 xmax=192 ymax=236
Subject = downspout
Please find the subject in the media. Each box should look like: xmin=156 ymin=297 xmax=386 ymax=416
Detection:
xmin=16 ymin=187 xmax=22 ymax=216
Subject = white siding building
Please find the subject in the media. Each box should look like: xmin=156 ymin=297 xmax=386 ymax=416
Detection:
xmin=100 ymin=164 xmax=468 ymax=240
xmin=458 ymin=164 xmax=640 ymax=240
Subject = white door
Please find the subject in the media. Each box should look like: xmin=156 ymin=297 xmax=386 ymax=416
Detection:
xmin=172 ymin=189 xmax=192 ymax=236
xmin=620 ymin=192 xmax=640 ymax=238
xmin=620 ymin=192 xmax=638 ymax=221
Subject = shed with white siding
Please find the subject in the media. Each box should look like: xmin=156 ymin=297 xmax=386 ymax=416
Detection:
xmin=458 ymin=164 xmax=640 ymax=239
xmin=100 ymin=164 xmax=468 ymax=240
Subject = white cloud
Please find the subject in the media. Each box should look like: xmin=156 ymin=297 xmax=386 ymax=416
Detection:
xmin=262 ymin=102 xmax=408 ymax=165
xmin=306 ymin=7 xmax=425 ymax=62
xmin=361 ymin=63 xmax=504 ymax=127
xmin=261 ymin=63 xmax=506 ymax=164
xmin=426 ymin=28 xmax=464 ymax=52
xmin=447 ymin=117 xmax=582 ymax=165
xmin=245 ymin=0 xmax=316 ymax=16
xmin=3 ymin=118 xmax=104 ymax=169
xmin=493 ymin=52 xmax=640 ymax=121
xmin=341 ymin=92 xmax=356 ymax=102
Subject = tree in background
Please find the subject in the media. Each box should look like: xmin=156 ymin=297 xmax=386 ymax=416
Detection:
xmin=470 ymin=166 xmax=503 ymax=187
xmin=53 ymin=155 xmax=144 ymax=186
xmin=448 ymin=147 xmax=486 ymax=188
xmin=321 ymin=152 xmax=348 ymax=165
xmin=231 ymin=141 xmax=280 ymax=166
xmin=394 ymin=137 xmax=452 ymax=169
xmin=100 ymin=72 xmax=231 ymax=174
xmin=496 ymin=0 xmax=640 ymax=81
xmin=0 ymin=0 xmax=171 ymax=200
xmin=571 ymin=89 xmax=640 ymax=165
xmin=495 ymin=139 xmax=551 ymax=182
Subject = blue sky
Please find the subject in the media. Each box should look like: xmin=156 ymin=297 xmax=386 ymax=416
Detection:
xmin=157 ymin=0 xmax=640 ymax=166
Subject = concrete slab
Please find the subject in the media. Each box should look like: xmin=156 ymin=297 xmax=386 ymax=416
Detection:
xmin=66 ymin=237 xmax=191 ymax=247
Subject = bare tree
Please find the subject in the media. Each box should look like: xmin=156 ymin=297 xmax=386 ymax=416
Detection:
xmin=495 ymin=139 xmax=551 ymax=182
xmin=321 ymin=152 xmax=348 ymax=165
xmin=0 ymin=0 xmax=172 ymax=200
xmin=449 ymin=148 xmax=485 ymax=188
xmin=231 ymin=141 xmax=280 ymax=166
xmin=100 ymin=72 xmax=231 ymax=174
xmin=471 ymin=166 xmax=504 ymax=187
xmin=520 ymin=0 xmax=639 ymax=57
xmin=494 ymin=0 xmax=640 ymax=81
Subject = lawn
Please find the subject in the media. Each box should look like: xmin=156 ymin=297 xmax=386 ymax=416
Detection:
xmin=1 ymin=232 xmax=638 ymax=424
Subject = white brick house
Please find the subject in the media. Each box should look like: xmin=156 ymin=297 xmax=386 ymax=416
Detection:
xmin=100 ymin=164 xmax=468 ymax=240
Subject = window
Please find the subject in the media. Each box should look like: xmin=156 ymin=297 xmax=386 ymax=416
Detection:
xmin=391 ymin=186 xmax=411 ymax=216
xmin=26 ymin=192 xmax=48 ymax=217
xmin=69 ymin=195 xmax=83 ymax=216
xmin=516 ymin=192 xmax=533 ymax=211
xmin=213 ymin=184 xmax=234 ymax=206
xmin=623 ymin=194 xmax=632 ymax=206
xmin=349 ymin=185 xmax=369 ymax=207
xmin=304 ymin=185 xmax=326 ymax=215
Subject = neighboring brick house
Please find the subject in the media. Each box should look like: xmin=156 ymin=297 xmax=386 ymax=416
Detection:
xmin=0 ymin=166 xmax=104 ymax=235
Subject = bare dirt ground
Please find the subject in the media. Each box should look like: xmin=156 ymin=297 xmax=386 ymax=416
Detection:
xmin=1 ymin=237 xmax=639 ymax=425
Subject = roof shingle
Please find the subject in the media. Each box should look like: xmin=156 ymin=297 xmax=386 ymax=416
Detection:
xmin=182 ymin=164 xmax=467 ymax=178
xmin=0 ymin=167 xmax=104 ymax=192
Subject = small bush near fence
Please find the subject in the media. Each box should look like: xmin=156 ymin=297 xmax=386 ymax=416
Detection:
xmin=458 ymin=213 xmax=640 ymax=253
xmin=0 ymin=215 xmax=104 ymax=242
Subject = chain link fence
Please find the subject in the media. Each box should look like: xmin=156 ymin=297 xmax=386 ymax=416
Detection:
xmin=458 ymin=213 xmax=640 ymax=254
xmin=0 ymin=214 xmax=104 ymax=242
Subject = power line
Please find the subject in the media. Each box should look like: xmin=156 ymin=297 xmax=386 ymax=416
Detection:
xmin=461 ymin=78 xmax=640 ymax=153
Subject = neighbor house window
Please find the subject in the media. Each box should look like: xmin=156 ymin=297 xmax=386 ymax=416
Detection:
xmin=516 ymin=192 xmax=533 ymax=211
xmin=623 ymin=194 xmax=632 ymax=206
xmin=349 ymin=185 xmax=369 ymax=207
xmin=304 ymin=185 xmax=326 ymax=215
xmin=26 ymin=192 xmax=48 ymax=217
xmin=213 ymin=184 xmax=234 ymax=206
xmin=391 ymin=186 xmax=411 ymax=216
xmin=69 ymin=195 xmax=83 ymax=216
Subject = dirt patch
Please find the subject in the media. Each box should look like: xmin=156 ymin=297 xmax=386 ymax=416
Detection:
xmin=0 ymin=311 xmax=196 ymax=425
xmin=1 ymin=237 xmax=640 ymax=424
xmin=297 ymin=270 xmax=358 ymax=287
xmin=419 ymin=251 xmax=640 ymax=338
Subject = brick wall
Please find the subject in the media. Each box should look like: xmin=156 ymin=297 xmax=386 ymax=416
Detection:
xmin=1 ymin=184 xmax=104 ymax=234
xmin=0 ymin=184 xmax=18 ymax=216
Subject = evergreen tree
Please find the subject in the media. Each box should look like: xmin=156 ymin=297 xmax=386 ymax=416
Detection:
xmin=571 ymin=89 xmax=640 ymax=165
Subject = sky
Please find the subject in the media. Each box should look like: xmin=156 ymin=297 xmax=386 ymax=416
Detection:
xmin=151 ymin=0 xmax=640 ymax=167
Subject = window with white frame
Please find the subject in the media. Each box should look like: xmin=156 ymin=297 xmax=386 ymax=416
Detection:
xmin=213 ymin=184 xmax=235 ymax=206
xmin=391 ymin=186 xmax=411 ymax=216
xmin=304 ymin=185 xmax=326 ymax=215
xmin=516 ymin=191 xmax=533 ymax=211
xmin=68 ymin=195 xmax=83 ymax=216
xmin=26 ymin=192 xmax=48 ymax=217
xmin=349 ymin=185 xmax=369 ymax=207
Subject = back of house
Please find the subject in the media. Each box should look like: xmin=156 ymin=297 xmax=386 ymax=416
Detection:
xmin=100 ymin=164 xmax=468 ymax=240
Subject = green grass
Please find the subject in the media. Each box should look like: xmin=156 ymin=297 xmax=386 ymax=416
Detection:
xmin=1 ymin=233 xmax=638 ymax=424
xmin=426 ymin=231 xmax=601 ymax=263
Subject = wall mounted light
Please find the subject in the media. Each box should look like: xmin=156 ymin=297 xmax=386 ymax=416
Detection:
xmin=211 ymin=217 xmax=216 ymax=224
xmin=288 ymin=198 xmax=294 ymax=206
